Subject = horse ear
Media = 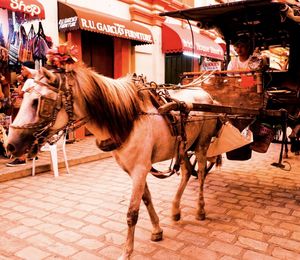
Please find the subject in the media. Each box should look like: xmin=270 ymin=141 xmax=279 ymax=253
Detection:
xmin=41 ymin=67 xmax=58 ymax=85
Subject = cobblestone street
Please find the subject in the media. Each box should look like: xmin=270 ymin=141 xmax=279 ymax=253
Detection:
xmin=0 ymin=143 xmax=299 ymax=260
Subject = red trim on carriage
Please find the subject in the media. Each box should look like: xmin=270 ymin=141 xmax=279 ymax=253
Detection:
xmin=0 ymin=0 xmax=45 ymax=19
xmin=162 ymin=23 xmax=224 ymax=60
xmin=58 ymin=2 xmax=153 ymax=45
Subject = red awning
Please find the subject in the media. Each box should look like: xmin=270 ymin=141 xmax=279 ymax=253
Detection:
xmin=162 ymin=23 xmax=224 ymax=60
xmin=58 ymin=2 xmax=153 ymax=45
xmin=0 ymin=0 xmax=45 ymax=19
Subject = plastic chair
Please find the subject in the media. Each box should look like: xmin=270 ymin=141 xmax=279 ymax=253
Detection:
xmin=32 ymin=132 xmax=70 ymax=177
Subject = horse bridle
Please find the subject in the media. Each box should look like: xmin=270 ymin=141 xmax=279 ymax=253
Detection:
xmin=10 ymin=71 xmax=89 ymax=151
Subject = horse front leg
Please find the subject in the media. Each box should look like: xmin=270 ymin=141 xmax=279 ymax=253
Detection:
xmin=119 ymin=169 xmax=147 ymax=260
xmin=195 ymin=148 xmax=207 ymax=220
xmin=142 ymin=182 xmax=163 ymax=241
xmin=172 ymin=154 xmax=192 ymax=221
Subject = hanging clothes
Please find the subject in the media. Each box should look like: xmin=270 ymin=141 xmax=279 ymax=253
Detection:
xmin=7 ymin=24 xmax=21 ymax=67
xmin=18 ymin=25 xmax=28 ymax=63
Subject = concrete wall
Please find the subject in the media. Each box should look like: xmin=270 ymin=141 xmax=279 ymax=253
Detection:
xmin=134 ymin=25 xmax=164 ymax=84
xmin=66 ymin=0 xmax=130 ymax=19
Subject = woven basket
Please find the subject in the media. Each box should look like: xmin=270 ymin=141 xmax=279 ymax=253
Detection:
xmin=250 ymin=122 xmax=275 ymax=153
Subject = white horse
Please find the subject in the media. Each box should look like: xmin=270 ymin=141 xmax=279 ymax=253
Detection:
xmin=6 ymin=64 xmax=219 ymax=259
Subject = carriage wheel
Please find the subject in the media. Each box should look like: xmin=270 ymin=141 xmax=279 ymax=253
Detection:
xmin=187 ymin=152 xmax=215 ymax=178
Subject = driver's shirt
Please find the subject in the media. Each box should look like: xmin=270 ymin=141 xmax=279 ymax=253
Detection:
xmin=227 ymin=57 xmax=250 ymax=71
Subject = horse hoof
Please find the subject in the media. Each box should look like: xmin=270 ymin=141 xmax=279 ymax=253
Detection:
xmin=118 ymin=254 xmax=129 ymax=260
xmin=172 ymin=213 xmax=181 ymax=221
xmin=151 ymin=230 xmax=163 ymax=241
xmin=196 ymin=213 xmax=206 ymax=221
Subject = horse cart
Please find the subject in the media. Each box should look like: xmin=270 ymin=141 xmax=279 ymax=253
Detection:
xmin=159 ymin=0 xmax=300 ymax=172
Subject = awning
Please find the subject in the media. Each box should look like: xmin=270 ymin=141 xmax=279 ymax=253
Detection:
xmin=162 ymin=23 xmax=224 ymax=60
xmin=0 ymin=0 xmax=45 ymax=19
xmin=58 ymin=2 xmax=153 ymax=45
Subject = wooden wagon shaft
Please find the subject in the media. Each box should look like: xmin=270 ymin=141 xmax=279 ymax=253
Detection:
xmin=182 ymin=70 xmax=256 ymax=76
xmin=158 ymin=101 xmax=286 ymax=118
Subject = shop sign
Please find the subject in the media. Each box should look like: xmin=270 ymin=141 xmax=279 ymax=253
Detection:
xmin=1 ymin=0 xmax=43 ymax=17
xmin=80 ymin=18 xmax=152 ymax=42
xmin=182 ymin=39 xmax=223 ymax=57
xmin=201 ymin=61 xmax=222 ymax=71
xmin=59 ymin=17 xmax=78 ymax=30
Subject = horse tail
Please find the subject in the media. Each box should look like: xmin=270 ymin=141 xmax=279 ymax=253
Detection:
xmin=215 ymin=154 xmax=222 ymax=168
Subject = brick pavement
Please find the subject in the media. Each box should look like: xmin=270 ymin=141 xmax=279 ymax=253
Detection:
xmin=0 ymin=136 xmax=111 ymax=182
xmin=0 ymin=142 xmax=299 ymax=259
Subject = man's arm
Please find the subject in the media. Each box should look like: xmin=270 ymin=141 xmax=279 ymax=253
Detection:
xmin=272 ymin=0 xmax=300 ymax=7
xmin=286 ymin=5 xmax=300 ymax=22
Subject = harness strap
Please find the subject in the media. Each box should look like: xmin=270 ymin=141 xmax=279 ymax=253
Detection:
xmin=96 ymin=138 xmax=121 ymax=152
xmin=150 ymin=166 xmax=178 ymax=179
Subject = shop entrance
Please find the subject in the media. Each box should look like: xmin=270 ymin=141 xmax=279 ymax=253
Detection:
xmin=81 ymin=31 xmax=114 ymax=77
xmin=81 ymin=31 xmax=114 ymax=136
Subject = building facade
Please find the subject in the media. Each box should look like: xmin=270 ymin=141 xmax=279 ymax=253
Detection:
xmin=1 ymin=0 xmax=225 ymax=138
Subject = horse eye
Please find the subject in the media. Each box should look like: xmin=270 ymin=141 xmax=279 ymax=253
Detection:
xmin=32 ymin=98 xmax=39 ymax=109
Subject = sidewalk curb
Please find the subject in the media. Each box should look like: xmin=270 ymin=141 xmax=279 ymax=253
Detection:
xmin=0 ymin=152 xmax=112 ymax=183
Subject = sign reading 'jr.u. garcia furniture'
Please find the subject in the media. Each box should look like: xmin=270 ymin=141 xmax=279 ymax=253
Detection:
xmin=58 ymin=2 xmax=153 ymax=44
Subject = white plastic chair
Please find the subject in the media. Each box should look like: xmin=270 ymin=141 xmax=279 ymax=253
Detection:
xmin=32 ymin=132 xmax=70 ymax=177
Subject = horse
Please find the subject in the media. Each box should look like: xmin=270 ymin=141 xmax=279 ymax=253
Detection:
xmin=6 ymin=63 xmax=220 ymax=259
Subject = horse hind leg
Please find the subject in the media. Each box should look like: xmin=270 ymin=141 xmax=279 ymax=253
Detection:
xmin=194 ymin=147 xmax=208 ymax=221
xmin=194 ymin=119 xmax=219 ymax=221
xmin=172 ymin=154 xmax=192 ymax=221
xmin=142 ymin=182 xmax=163 ymax=241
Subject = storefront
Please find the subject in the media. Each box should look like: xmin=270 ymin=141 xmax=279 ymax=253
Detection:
xmin=0 ymin=0 xmax=53 ymax=156
xmin=0 ymin=0 xmax=48 ymax=76
xmin=162 ymin=23 xmax=224 ymax=83
xmin=58 ymin=2 xmax=153 ymax=79
xmin=0 ymin=0 xmax=50 ymax=71
xmin=0 ymin=0 xmax=50 ymax=107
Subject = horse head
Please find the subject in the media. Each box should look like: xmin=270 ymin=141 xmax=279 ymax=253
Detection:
xmin=6 ymin=68 xmax=75 ymax=158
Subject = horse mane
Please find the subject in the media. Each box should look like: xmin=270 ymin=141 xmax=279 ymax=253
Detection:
xmin=72 ymin=64 xmax=142 ymax=145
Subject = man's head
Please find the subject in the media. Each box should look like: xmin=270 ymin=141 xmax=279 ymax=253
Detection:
xmin=233 ymin=37 xmax=252 ymax=59
xmin=21 ymin=61 xmax=36 ymax=80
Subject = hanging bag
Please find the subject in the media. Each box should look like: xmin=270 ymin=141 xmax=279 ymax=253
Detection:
xmin=25 ymin=24 xmax=36 ymax=62
xmin=249 ymin=121 xmax=275 ymax=153
xmin=33 ymin=22 xmax=52 ymax=64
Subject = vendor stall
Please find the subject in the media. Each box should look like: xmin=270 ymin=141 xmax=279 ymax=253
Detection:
xmin=0 ymin=0 xmax=52 ymax=157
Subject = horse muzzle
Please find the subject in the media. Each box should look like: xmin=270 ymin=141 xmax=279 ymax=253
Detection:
xmin=6 ymin=142 xmax=28 ymax=157
xmin=6 ymin=130 xmax=37 ymax=157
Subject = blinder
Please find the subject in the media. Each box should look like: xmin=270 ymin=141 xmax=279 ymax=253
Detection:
xmin=37 ymin=95 xmax=61 ymax=119
xmin=30 ymin=78 xmax=62 ymax=121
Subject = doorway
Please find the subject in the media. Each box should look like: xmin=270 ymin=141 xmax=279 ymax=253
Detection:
xmin=81 ymin=31 xmax=114 ymax=77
